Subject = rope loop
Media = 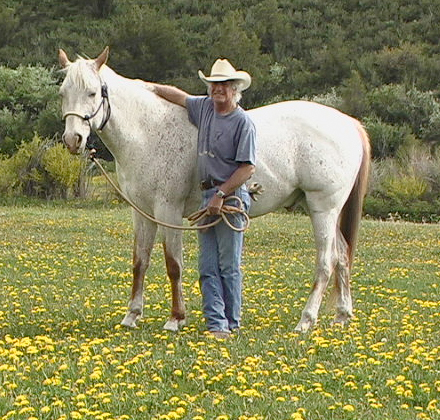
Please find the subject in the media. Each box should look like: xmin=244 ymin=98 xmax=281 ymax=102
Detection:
xmin=89 ymin=150 xmax=250 ymax=232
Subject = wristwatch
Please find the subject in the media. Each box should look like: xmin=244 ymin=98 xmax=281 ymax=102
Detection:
xmin=216 ymin=189 xmax=226 ymax=198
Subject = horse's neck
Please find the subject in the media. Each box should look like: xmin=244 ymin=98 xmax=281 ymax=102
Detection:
xmin=99 ymin=69 xmax=166 ymax=156
xmin=105 ymin=70 xmax=164 ymax=127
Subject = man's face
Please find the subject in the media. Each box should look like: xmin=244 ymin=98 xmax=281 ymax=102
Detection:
xmin=210 ymin=81 xmax=235 ymax=105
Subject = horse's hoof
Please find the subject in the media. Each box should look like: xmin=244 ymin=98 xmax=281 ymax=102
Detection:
xmin=121 ymin=312 xmax=141 ymax=328
xmin=332 ymin=311 xmax=352 ymax=326
xmin=163 ymin=318 xmax=186 ymax=332
xmin=294 ymin=316 xmax=315 ymax=333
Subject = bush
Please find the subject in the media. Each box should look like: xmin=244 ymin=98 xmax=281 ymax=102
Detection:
xmin=383 ymin=171 xmax=428 ymax=202
xmin=42 ymin=143 xmax=86 ymax=195
xmin=0 ymin=135 xmax=87 ymax=198
xmin=363 ymin=117 xmax=416 ymax=159
xmin=365 ymin=142 xmax=440 ymax=221
xmin=364 ymin=195 xmax=440 ymax=223
xmin=0 ymin=65 xmax=61 ymax=155
xmin=367 ymin=84 xmax=440 ymax=144
xmin=307 ymin=87 xmax=344 ymax=109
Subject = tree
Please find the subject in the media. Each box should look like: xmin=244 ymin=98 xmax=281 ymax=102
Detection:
xmin=0 ymin=65 xmax=61 ymax=155
xmin=0 ymin=2 xmax=18 ymax=49
xmin=339 ymin=70 xmax=370 ymax=118
xmin=109 ymin=4 xmax=189 ymax=82
xmin=207 ymin=11 xmax=272 ymax=106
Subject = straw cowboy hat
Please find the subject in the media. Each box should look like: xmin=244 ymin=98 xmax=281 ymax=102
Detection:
xmin=198 ymin=58 xmax=252 ymax=91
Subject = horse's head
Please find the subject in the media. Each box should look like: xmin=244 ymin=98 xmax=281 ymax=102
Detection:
xmin=58 ymin=47 xmax=109 ymax=154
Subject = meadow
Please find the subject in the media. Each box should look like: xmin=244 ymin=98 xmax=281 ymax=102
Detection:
xmin=0 ymin=203 xmax=438 ymax=420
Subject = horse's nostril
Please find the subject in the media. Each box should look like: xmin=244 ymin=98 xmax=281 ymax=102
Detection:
xmin=62 ymin=133 xmax=83 ymax=153
xmin=76 ymin=134 xmax=83 ymax=148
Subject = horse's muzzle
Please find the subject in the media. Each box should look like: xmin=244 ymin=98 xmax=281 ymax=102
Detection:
xmin=62 ymin=132 xmax=84 ymax=154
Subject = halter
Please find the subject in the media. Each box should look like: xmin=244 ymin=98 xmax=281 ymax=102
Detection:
xmin=63 ymin=83 xmax=111 ymax=132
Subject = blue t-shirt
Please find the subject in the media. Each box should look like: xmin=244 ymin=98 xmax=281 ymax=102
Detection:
xmin=186 ymin=96 xmax=256 ymax=183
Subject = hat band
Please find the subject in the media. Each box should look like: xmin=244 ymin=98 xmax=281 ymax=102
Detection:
xmin=209 ymin=73 xmax=235 ymax=78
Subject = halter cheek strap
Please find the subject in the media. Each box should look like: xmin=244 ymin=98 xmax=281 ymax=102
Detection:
xmin=62 ymin=83 xmax=111 ymax=132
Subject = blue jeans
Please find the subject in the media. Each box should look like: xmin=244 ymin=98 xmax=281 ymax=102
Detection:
xmin=198 ymin=187 xmax=250 ymax=332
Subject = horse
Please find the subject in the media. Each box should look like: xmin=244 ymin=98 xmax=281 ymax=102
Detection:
xmin=58 ymin=47 xmax=370 ymax=333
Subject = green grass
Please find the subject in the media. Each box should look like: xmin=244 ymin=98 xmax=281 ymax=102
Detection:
xmin=0 ymin=203 xmax=438 ymax=420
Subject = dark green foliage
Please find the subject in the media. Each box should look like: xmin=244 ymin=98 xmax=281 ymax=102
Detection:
xmin=364 ymin=195 xmax=440 ymax=223
xmin=0 ymin=135 xmax=87 ymax=199
xmin=0 ymin=64 xmax=62 ymax=155
xmin=0 ymin=0 xmax=440 ymax=216
xmin=108 ymin=3 xmax=190 ymax=82
xmin=367 ymin=85 xmax=440 ymax=139
xmin=363 ymin=117 xmax=416 ymax=159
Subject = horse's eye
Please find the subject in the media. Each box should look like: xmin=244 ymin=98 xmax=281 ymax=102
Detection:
xmin=88 ymin=92 xmax=97 ymax=98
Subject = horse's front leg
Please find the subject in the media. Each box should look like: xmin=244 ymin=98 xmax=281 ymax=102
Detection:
xmin=294 ymin=209 xmax=338 ymax=332
xmin=121 ymin=216 xmax=157 ymax=328
xmin=162 ymin=228 xmax=186 ymax=332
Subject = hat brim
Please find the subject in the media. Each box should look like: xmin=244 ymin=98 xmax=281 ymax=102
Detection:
xmin=198 ymin=70 xmax=251 ymax=91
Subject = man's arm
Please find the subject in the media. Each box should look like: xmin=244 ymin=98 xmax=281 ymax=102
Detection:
xmin=207 ymin=163 xmax=256 ymax=215
xmin=146 ymin=83 xmax=188 ymax=108
xmin=218 ymin=163 xmax=256 ymax=196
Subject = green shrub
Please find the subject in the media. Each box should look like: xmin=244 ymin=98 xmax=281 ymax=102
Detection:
xmin=363 ymin=117 xmax=416 ymax=159
xmin=0 ymin=65 xmax=61 ymax=155
xmin=364 ymin=195 xmax=440 ymax=222
xmin=383 ymin=171 xmax=428 ymax=202
xmin=367 ymin=84 xmax=440 ymax=144
xmin=365 ymin=142 xmax=440 ymax=221
xmin=42 ymin=143 xmax=86 ymax=193
xmin=0 ymin=135 xmax=87 ymax=198
xmin=308 ymin=87 xmax=344 ymax=109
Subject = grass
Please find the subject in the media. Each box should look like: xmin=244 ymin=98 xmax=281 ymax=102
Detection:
xmin=0 ymin=202 xmax=438 ymax=420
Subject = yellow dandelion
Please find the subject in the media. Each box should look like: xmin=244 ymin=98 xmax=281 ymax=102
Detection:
xmin=343 ymin=404 xmax=355 ymax=412
xmin=427 ymin=399 xmax=438 ymax=410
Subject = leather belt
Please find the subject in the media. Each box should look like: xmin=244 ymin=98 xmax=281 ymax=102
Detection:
xmin=200 ymin=178 xmax=222 ymax=190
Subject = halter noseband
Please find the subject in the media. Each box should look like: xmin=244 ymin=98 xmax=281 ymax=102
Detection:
xmin=63 ymin=82 xmax=111 ymax=132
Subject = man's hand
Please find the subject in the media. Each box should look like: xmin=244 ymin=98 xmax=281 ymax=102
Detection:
xmin=206 ymin=195 xmax=224 ymax=215
xmin=143 ymin=82 xmax=156 ymax=92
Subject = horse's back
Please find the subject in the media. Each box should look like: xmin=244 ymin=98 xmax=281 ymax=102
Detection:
xmin=247 ymin=101 xmax=365 ymax=216
xmin=249 ymin=100 xmax=361 ymax=153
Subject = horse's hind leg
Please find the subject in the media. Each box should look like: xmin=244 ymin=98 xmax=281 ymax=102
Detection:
xmin=162 ymin=228 xmax=186 ymax=332
xmin=294 ymin=209 xmax=338 ymax=332
xmin=332 ymin=230 xmax=353 ymax=325
xmin=121 ymin=217 xmax=157 ymax=328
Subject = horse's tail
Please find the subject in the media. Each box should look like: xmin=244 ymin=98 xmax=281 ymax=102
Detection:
xmin=339 ymin=121 xmax=371 ymax=268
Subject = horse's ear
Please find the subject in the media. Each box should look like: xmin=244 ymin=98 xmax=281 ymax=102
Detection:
xmin=95 ymin=46 xmax=109 ymax=70
xmin=58 ymin=49 xmax=71 ymax=68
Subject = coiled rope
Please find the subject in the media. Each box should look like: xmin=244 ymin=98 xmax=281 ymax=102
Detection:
xmin=89 ymin=151 xmax=250 ymax=232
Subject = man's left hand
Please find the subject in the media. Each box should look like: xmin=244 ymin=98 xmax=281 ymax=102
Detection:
xmin=206 ymin=195 xmax=224 ymax=215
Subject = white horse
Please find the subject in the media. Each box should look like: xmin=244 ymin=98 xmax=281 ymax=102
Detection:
xmin=59 ymin=47 xmax=370 ymax=333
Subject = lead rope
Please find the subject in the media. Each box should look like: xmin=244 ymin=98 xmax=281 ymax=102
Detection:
xmin=89 ymin=150 xmax=250 ymax=232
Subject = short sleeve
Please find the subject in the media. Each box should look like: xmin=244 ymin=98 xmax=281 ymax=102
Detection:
xmin=186 ymin=96 xmax=209 ymax=127
xmin=236 ymin=117 xmax=256 ymax=166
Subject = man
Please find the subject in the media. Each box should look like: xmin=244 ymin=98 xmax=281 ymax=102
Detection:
xmin=148 ymin=59 xmax=256 ymax=339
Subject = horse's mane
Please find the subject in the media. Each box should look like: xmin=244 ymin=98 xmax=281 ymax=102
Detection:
xmin=62 ymin=57 xmax=103 ymax=91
